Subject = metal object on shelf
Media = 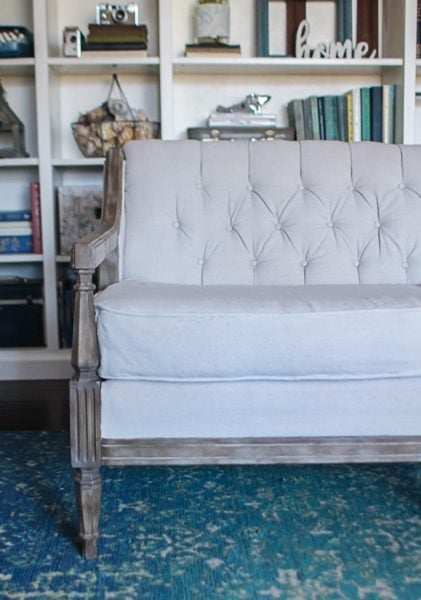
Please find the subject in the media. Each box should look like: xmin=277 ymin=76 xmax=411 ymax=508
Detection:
xmin=0 ymin=81 xmax=28 ymax=158
xmin=187 ymin=126 xmax=295 ymax=141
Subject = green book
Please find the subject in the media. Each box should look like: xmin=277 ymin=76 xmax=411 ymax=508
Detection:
xmin=360 ymin=87 xmax=371 ymax=141
xmin=323 ymin=95 xmax=339 ymax=140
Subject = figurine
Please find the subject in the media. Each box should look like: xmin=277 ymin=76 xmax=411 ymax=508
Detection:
xmin=216 ymin=93 xmax=271 ymax=115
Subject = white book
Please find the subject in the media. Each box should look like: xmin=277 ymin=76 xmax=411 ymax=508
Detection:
xmin=350 ymin=88 xmax=361 ymax=143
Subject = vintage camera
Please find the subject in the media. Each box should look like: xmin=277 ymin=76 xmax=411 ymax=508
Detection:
xmin=96 ymin=3 xmax=139 ymax=26
xmin=63 ymin=27 xmax=82 ymax=57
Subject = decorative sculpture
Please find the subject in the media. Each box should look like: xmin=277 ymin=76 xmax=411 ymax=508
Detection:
xmin=0 ymin=81 xmax=28 ymax=158
xmin=216 ymin=93 xmax=271 ymax=115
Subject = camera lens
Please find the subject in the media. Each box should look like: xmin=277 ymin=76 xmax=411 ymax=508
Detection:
xmin=70 ymin=34 xmax=77 ymax=43
xmin=113 ymin=9 xmax=127 ymax=22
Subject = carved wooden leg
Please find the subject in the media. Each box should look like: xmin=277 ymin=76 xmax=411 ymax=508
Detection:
xmin=70 ymin=378 xmax=101 ymax=559
xmin=70 ymin=268 xmax=102 ymax=558
xmin=74 ymin=468 xmax=101 ymax=559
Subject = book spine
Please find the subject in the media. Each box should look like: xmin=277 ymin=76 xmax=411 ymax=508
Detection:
xmin=357 ymin=0 xmax=378 ymax=56
xmin=370 ymin=86 xmax=383 ymax=142
xmin=346 ymin=92 xmax=354 ymax=142
xmin=382 ymin=84 xmax=396 ymax=144
xmin=323 ymin=96 xmax=339 ymax=140
xmin=337 ymin=0 xmax=345 ymax=42
xmin=309 ymin=96 xmax=320 ymax=140
xmin=343 ymin=0 xmax=353 ymax=42
xmin=0 ymin=235 xmax=33 ymax=254
xmin=256 ymin=0 xmax=269 ymax=56
xmin=352 ymin=89 xmax=361 ymax=142
xmin=0 ymin=210 xmax=31 ymax=222
xmin=293 ymin=99 xmax=305 ymax=140
xmin=336 ymin=95 xmax=348 ymax=141
xmin=360 ymin=87 xmax=371 ymax=141
xmin=83 ymin=41 xmax=147 ymax=51
xmin=302 ymin=97 xmax=314 ymax=139
xmin=317 ymin=97 xmax=326 ymax=140
xmin=286 ymin=0 xmax=306 ymax=56
xmin=30 ymin=181 xmax=42 ymax=254
xmin=417 ymin=1 xmax=421 ymax=58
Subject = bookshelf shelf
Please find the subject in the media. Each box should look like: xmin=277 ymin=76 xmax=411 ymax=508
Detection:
xmin=52 ymin=158 xmax=105 ymax=167
xmin=0 ymin=58 xmax=35 ymax=76
xmin=0 ymin=158 xmax=39 ymax=168
xmin=0 ymin=254 xmax=43 ymax=263
xmin=48 ymin=56 xmax=160 ymax=75
xmin=173 ymin=57 xmax=403 ymax=76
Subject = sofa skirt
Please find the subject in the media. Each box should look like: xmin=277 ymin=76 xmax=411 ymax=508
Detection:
xmin=101 ymin=377 xmax=421 ymax=439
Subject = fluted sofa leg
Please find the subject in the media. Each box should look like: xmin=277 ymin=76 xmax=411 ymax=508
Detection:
xmin=70 ymin=267 xmax=102 ymax=559
xmin=74 ymin=467 xmax=101 ymax=559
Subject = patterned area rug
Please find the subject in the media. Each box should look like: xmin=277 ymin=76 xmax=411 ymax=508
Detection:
xmin=0 ymin=431 xmax=420 ymax=599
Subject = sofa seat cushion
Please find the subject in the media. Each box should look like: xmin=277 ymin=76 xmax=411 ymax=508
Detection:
xmin=95 ymin=282 xmax=421 ymax=381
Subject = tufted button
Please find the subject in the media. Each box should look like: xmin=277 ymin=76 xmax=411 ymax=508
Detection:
xmin=375 ymin=221 xmax=381 ymax=228
xmin=354 ymin=260 xmax=360 ymax=267
xmin=172 ymin=221 xmax=180 ymax=229
xmin=275 ymin=222 xmax=282 ymax=230
xmin=250 ymin=259 xmax=257 ymax=267
xmin=297 ymin=183 xmax=304 ymax=191
xmin=196 ymin=182 xmax=202 ymax=190
xmin=197 ymin=258 xmax=204 ymax=266
xmin=226 ymin=224 xmax=233 ymax=232
xmin=327 ymin=221 xmax=333 ymax=228
xmin=398 ymin=183 xmax=405 ymax=190
xmin=402 ymin=261 xmax=408 ymax=269
xmin=349 ymin=185 xmax=354 ymax=191
xmin=247 ymin=183 xmax=253 ymax=191
xmin=301 ymin=260 xmax=308 ymax=267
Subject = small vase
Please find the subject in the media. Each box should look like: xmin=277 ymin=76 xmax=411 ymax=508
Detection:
xmin=195 ymin=3 xmax=230 ymax=43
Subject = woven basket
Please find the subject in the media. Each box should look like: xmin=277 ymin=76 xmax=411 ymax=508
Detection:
xmin=72 ymin=120 xmax=160 ymax=158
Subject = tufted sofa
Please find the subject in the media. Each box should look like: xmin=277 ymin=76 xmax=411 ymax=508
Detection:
xmin=70 ymin=140 xmax=421 ymax=558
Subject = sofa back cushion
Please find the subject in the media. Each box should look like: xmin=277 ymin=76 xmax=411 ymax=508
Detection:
xmin=122 ymin=140 xmax=421 ymax=285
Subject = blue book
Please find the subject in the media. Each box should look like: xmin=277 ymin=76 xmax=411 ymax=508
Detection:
xmin=0 ymin=210 xmax=31 ymax=222
xmin=0 ymin=232 xmax=33 ymax=253
xmin=360 ymin=87 xmax=371 ymax=141
xmin=370 ymin=86 xmax=383 ymax=142
xmin=337 ymin=0 xmax=353 ymax=43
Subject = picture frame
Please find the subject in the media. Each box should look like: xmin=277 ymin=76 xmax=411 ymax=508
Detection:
xmin=57 ymin=186 xmax=103 ymax=255
xmin=256 ymin=0 xmax=354 ymax=58
xmin=256 ymin=0 xmax=306 ymax=57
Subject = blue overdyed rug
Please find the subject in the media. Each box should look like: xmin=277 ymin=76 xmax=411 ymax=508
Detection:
xmin=0 ymin=431 xmax=420 ymax=599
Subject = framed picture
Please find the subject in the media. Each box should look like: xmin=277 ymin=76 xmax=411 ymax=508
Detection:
xmin=256 ymin=0 xmax=306 ymax=57
xmin=256 ymin=0 xmax=354 ymax=58
xmin=57 ymin=186 xmax=103 ymax=255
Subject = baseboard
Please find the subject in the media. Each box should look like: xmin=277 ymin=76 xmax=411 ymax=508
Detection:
xmin=0 ymin=380 xmax=69 ymax=430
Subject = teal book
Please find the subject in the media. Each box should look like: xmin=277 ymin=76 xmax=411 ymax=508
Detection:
xmin=360 ymin=87 xmax=371 ymax=141
xmin=337 ymin=0 xmax=353 ymax=42
xmin=323 ymin=95 xmax=339 ymax=140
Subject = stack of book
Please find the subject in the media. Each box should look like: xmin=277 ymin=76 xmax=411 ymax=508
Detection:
xmin=83 ymin=23 xmax=148 ymax=57
xmin=0 ymin=209 xmax=33 ymax=253
xmin=184 ymin=41 xmax=241 ymax=58
xmin=0 ymin=182 xmax=42 ymax=254
xmin=288 ymin=84 xmax=397 ymax=143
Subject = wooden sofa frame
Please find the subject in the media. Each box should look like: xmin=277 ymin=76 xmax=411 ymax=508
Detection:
xmin=70 ymin=148 xmax=421 ymax=559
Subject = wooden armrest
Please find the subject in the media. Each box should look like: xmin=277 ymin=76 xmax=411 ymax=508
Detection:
xmin=71 ymin=147 xmax=124 ymax=272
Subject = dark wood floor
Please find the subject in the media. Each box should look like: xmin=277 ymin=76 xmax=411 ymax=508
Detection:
xmin=0 ymin=380 xmax=69 ymax=430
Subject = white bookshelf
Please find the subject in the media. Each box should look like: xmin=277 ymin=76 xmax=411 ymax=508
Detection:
xmin=0 ymin=0 xmax=418 ymax=379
